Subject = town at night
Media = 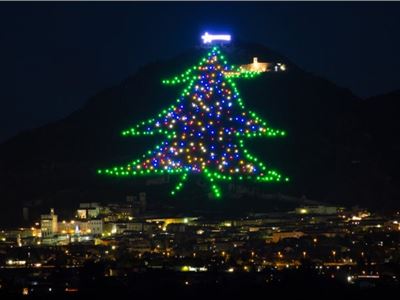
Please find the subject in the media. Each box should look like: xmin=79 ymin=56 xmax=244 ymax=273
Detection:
xmin=1 ymin=198 xmax=400 ymax=297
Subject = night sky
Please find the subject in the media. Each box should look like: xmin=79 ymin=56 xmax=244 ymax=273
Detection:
xmin=1 ymin=2 xmax=400 ymax=142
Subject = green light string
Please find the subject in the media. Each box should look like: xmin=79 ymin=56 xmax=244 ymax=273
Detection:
xmin=98 ymin=45 xmax=289 ymax=197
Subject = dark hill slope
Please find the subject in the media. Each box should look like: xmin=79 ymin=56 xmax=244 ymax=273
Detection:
xmin=354 ymin=90 xmax=400 ymax=208
xmin=2 ymin=42 xmax=395 ymax=226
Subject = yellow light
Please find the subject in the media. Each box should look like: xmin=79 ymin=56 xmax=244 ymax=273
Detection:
xmin=181 ymin=266 xmax=190 ymax=272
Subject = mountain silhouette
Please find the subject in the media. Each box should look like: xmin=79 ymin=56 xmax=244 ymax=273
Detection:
xmin=0 ymin=42 xmax=398 ymax=226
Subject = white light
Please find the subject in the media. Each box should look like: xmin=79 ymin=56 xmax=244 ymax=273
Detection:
xmin=201 ymin=32 xmax=231 ymax=44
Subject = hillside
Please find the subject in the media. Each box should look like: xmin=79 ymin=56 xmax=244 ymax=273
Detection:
xmin=0 ymin=42 xmax=398 ymax=226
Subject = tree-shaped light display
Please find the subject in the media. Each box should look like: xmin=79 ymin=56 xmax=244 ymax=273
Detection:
xmin=98 ymin=45 xmax=288 ymax=198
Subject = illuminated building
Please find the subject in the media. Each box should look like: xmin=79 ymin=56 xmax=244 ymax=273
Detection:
xmin=239 ymin=57 xmax=269 ymax=72
xmin=57 ymin=219 xmax=103 ymax=236
xmin=230 ymin=57 xmax=287 ymax=74
xmin=87 ymin=219 xmax=103 ymax=235
xmin=40 ymin=208 xmax=58 ymax=238
xmin=294 ymin=205 xmax=344 ymax=215
xmin=146 ymin=217 xmax=198 ymax=230
xmin=271 ymin=231 xmax=305 ymax=243
xmin=77 ymin=202 xmax=101 ymax=219
xmin=76 ymin=209 xmax=87 ymax=219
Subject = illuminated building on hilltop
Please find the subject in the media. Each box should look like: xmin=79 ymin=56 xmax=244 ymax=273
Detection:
xmin=240 ymin=57 xmax=269 ymax=72
xmin=222 ymin=57 xmax=286 ymax=78
xmin=243 ymin=57 xmax=285 ymax=72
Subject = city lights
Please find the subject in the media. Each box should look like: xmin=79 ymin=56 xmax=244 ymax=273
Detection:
xmin=1 ymin=203 xmax=399 ymax=295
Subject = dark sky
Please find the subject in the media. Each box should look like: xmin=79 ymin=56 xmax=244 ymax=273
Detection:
xmin=1 ymin=2 xmax=400 ymax=142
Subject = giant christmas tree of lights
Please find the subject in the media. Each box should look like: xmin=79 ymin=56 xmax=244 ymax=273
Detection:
xmin=98 ymin=35 xmax=288 ymax=198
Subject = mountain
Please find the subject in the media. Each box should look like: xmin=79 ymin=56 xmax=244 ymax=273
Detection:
xmin=354 ymin=90 xmax=400 ymax=208
xmin=0 ymin=42 xmax=398 ymax=226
